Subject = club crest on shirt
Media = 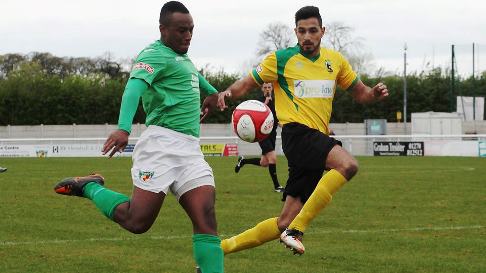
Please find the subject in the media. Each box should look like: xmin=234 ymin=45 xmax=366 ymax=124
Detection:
xmin=139 ymin=170 xmax=154 ymax=182
xmin=256 ymin=64 xmax=263 ymax=73
xmin=325 ymin=60 xmax=333 ymax=73
xmin=133 ymin=62 xmax=154 ymax=74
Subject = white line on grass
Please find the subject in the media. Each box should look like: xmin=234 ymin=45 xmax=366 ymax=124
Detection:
xmin=1 ymin=225 xmax=483 ymax=247
xmin=307 ymin=225 xmax=485 ymax=234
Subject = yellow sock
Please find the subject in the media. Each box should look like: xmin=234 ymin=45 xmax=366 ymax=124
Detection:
xmin=288 ymin=169 xmax=347 ymax=233
xmin=221 ymin=217 xmax=280 ymax=254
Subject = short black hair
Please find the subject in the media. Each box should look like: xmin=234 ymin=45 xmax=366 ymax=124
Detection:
xmin=159 ymin=1 xmax=190 ymax=26
xmin=295 ymin=6 xmax=322 ymax=27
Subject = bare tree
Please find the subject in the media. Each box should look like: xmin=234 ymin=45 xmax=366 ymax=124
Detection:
xmin=347 ymin=51 xmax=376 ymax=75
xmin=256 ymin=22 xmax=295 ymax=58
xmin=252 ymin=21 xmax=375 ymax=75
xmin=323 ymin=22 xmax=363 ymax=54
xmin=323 ymin=21 xmax=374 ymax=74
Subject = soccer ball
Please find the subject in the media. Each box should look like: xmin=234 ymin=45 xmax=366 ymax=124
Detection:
xmin=232 ymin=100 xmax=274 ymax=143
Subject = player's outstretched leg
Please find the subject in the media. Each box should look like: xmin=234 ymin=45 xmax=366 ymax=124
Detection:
xmin=54 ymin=174 xmax=105 ymax=196
xmin=221 ymin=217 xmax=280 ymax=254
xmin=0 ymin=166 xmax=7 ymax=173
xmin=54 ymin=174 xmax=130 ymax=220
xmin=234 ymin=156 xmax=245 ymax=173
xmin=281 ymin=169 xmax=348 ymax=254
xmin=235 ymin=156 xmax=261 ymax=173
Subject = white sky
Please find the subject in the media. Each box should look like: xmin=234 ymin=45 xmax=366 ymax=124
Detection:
xmin=2 ymin=0 xmax=485 ymax=76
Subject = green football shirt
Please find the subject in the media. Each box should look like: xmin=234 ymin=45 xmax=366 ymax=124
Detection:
xmin=129 ymin=40 xmax=217 ymax=137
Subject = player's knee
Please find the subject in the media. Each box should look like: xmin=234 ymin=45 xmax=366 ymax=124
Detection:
xmin=343 ymin=159 xmax=359 ymax=179
xmin=266 ymin=157 xmax=276 ymax=165
xmin=194 ymin=205 xmax=217 ymax=234
xmin=203 ymin=205 xmax=216 ymax=221
xmin=260 ymin=156 xmax=269 ymax=167
xmin=127 ymin=222 xmax=152 ymax=234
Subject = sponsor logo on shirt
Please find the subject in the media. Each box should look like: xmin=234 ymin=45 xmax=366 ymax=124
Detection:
xmin=133 ymin=62 xmax=154 ymax=74
xmin=294 ymin=80 xmax=335 ymax=98
xmin=192 ymin=73 xmax=199 ymax=91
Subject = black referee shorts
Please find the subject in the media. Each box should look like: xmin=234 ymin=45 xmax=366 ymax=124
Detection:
xmin=258 ymin=127 xmax=277 ymax=155
xmin=281 ymin=122 xmax=342 ymax=203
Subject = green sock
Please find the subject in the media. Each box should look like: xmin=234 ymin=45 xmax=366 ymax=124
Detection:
xmin=193 ymin=234 xmax=224 ymax=273
xmin=83 ymin=182 xmax=130 ymax=220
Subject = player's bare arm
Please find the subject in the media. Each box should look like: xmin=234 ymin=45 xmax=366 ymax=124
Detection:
xmin=351 ymin=80 xmax=389 ymax=104
xmin=217 ymin=76 xmax=258 ymax=110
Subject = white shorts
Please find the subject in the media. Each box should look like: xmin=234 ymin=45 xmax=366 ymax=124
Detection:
xmin=131 ymin=125 xmax=214 ymax=200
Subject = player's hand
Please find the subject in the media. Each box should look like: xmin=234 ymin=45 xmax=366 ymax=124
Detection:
xmin=102 ymin=129 xmax=129 ymax=158
xmin=264 ymin=96 xmax=271 ymax=105
xmin=217 ymin=90 xmax=231 ymax=111
xmin=372 ymin=82 xmax=389 ymax=101
xmin=200 ymin=93 xmax=219 ymax=122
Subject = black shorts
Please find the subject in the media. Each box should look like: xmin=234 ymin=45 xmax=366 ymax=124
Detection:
xmin=258 ymin=127 xmax=277 ymax=155
xmin=281 ymin=123 xmax=342 ymax=203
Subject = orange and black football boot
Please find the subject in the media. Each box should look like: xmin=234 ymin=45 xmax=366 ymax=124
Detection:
xmin=54 ymin=174 xmax=104 ymax=197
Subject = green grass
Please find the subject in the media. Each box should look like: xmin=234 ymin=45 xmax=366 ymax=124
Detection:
xmin=0 ymin=156 xmax=485 ymax=273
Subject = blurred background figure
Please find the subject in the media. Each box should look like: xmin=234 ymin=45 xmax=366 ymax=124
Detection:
xmin=234 ymin=83 xmax=284 ymax=192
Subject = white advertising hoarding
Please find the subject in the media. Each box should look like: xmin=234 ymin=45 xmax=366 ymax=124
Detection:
xmin=0 ymin=144 xmax=110 ymax=157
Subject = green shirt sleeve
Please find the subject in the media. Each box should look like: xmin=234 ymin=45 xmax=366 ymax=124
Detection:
xmin=198 ymin=73 xmax=217 ymax=95
xmin=130 ymin=49 xmax=166 ymax=86
xmin=117 ymin=78 xmax=149 ymax=133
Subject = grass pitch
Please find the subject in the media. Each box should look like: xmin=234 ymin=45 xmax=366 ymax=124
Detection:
xmin=0 ymin=156 xmax=485 ymax=273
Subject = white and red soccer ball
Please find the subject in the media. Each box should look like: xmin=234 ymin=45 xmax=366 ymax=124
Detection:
xmin=232 ymin=100 xmax=274 ymax=143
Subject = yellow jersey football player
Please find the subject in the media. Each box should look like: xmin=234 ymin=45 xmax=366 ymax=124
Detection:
xmin=218 ymin=6 xmax=388 ymax=255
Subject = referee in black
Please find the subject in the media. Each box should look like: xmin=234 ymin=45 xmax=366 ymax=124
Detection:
xmin=234 ymin=83 xmax=284 ymax=192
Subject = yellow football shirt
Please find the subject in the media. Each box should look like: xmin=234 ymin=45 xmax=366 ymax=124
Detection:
xmin=250 ymin=45 xmax=358 ymax=135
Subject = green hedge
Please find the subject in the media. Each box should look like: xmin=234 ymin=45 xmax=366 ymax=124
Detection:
xmin=1 ymin=53 xmax=485 ymax=125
